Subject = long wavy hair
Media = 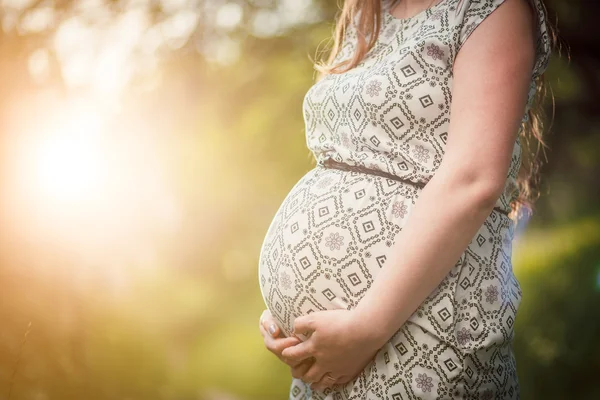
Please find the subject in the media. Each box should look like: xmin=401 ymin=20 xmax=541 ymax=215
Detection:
xmin=310 ymin=0 xmax=562 ymax=220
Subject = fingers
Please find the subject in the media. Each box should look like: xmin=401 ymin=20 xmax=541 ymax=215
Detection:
xmin=281 ymin=339 xmax=315 ymax=362
xmin=310 ymin=372 xmax=340 ymax=392
xmin=335 ymin=374 xmax=354 ymax=385
xmin=290 ymin=358 xmax=314 ymax=379
xmin=291 ymin=314 xmax=314 ymax=338
xmin=302 ymin=362 xmax=328 ymax=385
xmin=285 ymin=356 xmax=307 ymax=368
xmin=258 ymin=310 xmax=315 ymax=366
xmin=259 ymin=309 xmax=280 ymax=338
xmin=260 ymin=323 xmax=305 ymax=367
xmin=260 ymin=323 xmax=300 ymax=353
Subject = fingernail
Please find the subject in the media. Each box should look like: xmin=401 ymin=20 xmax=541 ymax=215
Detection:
xmin=268 ymin=324 xmax=277 ymax=335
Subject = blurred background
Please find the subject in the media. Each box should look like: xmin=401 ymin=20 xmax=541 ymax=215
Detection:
xmin=0 ymin=0 xmax=598 ymax=399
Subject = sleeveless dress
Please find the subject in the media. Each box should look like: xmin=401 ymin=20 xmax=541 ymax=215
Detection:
xmin=257 ymin=0 xmax=551 ymax=398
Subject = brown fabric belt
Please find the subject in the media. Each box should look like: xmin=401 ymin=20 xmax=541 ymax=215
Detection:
xmin=319 ymin=157 xmax=511 ymax=217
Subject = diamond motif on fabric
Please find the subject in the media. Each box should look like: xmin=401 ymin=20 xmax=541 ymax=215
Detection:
xmin=401 ymin=65 xmax=416 ymax=77
xmin=466 ymin=366 xmax=474 ymax=379
xmin=460 ymin=277 xmax=470 ymax=290
xmin=327 ymin=109 xmax=335 ymax=121
xmin=444 ymin=358 xmax=457 ymax=371
xmin=322 ymin=288 xmax=336 ymax=301
xmin=439 ymin=132 xmax=448 ymax=143
xmin=395 ymin=343 xmax=408 ymax=355
xmin=397 ymin=161 xmax=409 ymax=171
xmin=391 ymin=116 xmax=404 ymax=129
xmin=419 ymin=95 xmax=434 ymax=108
xmin=438 ymin=307 xmax=451 ymax=321
xmin=292 ymin=385 xmax=301 ymax=397
xmin=470 ymin=317 xmax=479 ymax=330
xmin=299 ymin=256 xmax=311 ymax=270
xmin=348 ymin=272 xmax=362 ymax=286
xmin=476 ymin=234 xmax=486 ymax=246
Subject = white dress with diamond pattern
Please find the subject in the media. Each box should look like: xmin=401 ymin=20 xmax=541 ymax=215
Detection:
xmin=258 ymin=0 xmax=551 ymax=398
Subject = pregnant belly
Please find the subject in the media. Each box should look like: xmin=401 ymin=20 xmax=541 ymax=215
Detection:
xmin=257 ymin=165 xmax=422 ymax=338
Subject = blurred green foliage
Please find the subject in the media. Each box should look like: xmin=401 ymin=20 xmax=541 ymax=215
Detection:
xmin=513 ymin=213 xmax=600 ymax=399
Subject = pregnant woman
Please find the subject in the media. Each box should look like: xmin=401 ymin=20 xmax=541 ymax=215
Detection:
xmin=258 ymin=0 xmax=554 ymax=398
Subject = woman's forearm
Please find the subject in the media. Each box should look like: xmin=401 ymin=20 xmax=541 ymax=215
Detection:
xmin=353 ymin=164 xmax=503 ymax=348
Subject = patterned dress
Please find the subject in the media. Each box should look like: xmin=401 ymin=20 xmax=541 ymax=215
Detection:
xmin=258 ymin=0 xmax=551 ymax=398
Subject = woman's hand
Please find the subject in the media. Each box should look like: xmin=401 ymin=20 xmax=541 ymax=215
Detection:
xmin=259 ymin=309 xmax=316 ymax=379
xmin=280 ymin=309 xmax=384 ymax=391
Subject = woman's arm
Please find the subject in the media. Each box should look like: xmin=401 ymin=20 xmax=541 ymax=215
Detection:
xmin=281 ymin=0 xmax=537 ymax=388
xmin=354 ymin=0 xmax=537 ymax=348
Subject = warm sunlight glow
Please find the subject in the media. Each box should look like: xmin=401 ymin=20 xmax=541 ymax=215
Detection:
xmin=6 ymin=95 xmax=182 ymax=266
xmin=32 ymin=108 xmax=106 ymax=203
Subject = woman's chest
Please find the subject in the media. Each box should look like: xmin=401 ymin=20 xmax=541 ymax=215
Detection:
xmin=303 ymin=22 xmax=455 ymax=134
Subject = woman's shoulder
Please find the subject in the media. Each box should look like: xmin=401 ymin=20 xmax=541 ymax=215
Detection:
xmin=329 ymin=0 xmax=551 ymax=79
xmin=446 ymin=0 xmax=551 ymax=77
